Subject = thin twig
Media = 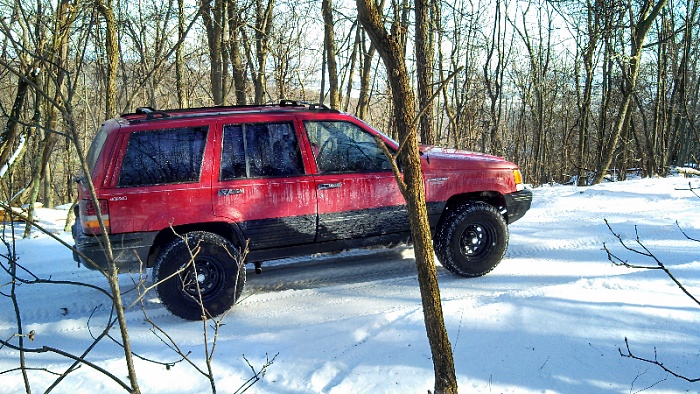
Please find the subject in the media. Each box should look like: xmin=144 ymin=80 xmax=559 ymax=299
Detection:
xmin=620 ymin=338 xmax=700 ymax=383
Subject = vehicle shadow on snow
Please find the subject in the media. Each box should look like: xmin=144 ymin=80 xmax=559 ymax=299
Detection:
xmin=243 ymin=246 xmax=417 ymax=292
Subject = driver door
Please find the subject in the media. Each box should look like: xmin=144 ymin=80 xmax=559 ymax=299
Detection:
xmin=304 ymin=120 xmax=408 ymax=241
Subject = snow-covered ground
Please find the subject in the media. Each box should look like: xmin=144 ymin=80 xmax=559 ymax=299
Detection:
xmin=2 ymin=176 xmax=700 ymax=393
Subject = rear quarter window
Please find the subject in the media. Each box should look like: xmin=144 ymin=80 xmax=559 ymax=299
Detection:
xmin=86 ymin=125 xmax=110 ymax=174
xmin=118 ymin=127 xmax=208 ymax=187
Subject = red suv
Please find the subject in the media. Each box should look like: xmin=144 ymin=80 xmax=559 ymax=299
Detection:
xmin=72 ymin=100 xmax=531 ymax=320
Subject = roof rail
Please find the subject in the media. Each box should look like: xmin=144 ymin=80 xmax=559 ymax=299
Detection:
xmin=123 ymin=99 xmax=335 ymax=124
xmin=279 ymin=99 xmax=302 ymax=107
xmin=132 ymin=107 xmax=170 ymax=120
xmin=278 ymin=100 xmax=329 ymax=110
xmin=135 ymin=107 xmax=156 ymax=114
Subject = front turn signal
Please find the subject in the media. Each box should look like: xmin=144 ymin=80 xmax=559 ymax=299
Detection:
xmin=513 ymin=169 xmax=525 ymax=191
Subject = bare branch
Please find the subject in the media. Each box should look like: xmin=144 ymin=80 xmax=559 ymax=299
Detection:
xmin=620 ymin=338 xmax=700 ymax=383
xmin=604 ymin=219 xmax=700 ymax=307
xmin=234 ymin=353 xmax=279 ymax=394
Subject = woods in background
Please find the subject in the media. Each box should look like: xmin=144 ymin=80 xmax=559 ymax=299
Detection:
xmin=1 ymin=0 xmax=697 ymax=209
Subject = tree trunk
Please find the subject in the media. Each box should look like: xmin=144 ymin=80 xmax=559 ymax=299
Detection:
xmin=202 ymin=0 xmax=225 ymax=105
xmin=483 ymin=0 xmax=505 ymax=155
xmin=575 ymin=0 xmax=601 ymax=185
xmin=356 ymin=27 xmax=377 ymax=119
xmin=228 ymin=0 xmax=247 ymax=105
xmin=253 ymin=0 xmax=274 ymax=104
xmin=356 ymin=1 xmax=457 ymax=393
xmin=176 ymin=0 xmax=188 ymax=108
xmin=593 ymin=0 xmax=669 ymax=184
xmin=0 ymin=76 xmax=30 ymax=176
xmin=416 ymin=0 xmax=435 ymax=144
xmin=323 ymin=0 xmax=340 ymax=108
xmin=96 ymin=0 xmax=119 ymax=117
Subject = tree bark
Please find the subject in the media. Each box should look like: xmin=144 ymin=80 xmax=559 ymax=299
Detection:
xmin=96 ymin=0 xmax=119 ymax=117
xmin=202 ymin=0 xmax=225 ymax=105
xmin=0 ymin=76 xmax=30 ymax=175
xmin=323 ymin=0 xmax=340 ymax=108
xmin=356 ymin=27 xmax=377 ymax=119
xmin=176 ymin=0 xmax=188 ymax=108
xmin=575 ymin=0 xmax=602 ymax=185
xmin=416 ymin=0 xmax=435 ymax=145
xmin=228 ymin=0 xmax=247 ymax=105
xmin=593 ymin=0 xmax=669 ymax=184
xmin=356 ymin=1 xmax=457 ymax=393
xmin=483 ymin=0 xmax=507 ymax=155
xmin=253 ymin=0 xmax=274 ymax=104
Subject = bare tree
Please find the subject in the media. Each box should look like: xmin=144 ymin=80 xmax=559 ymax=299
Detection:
xmin=201 ymin=0 xmax=227 ymax=105
xmin=510 ymin=1 xmax=555 ymax=185
xmin=593 ymin=0 xmax=669 ymax=184
xmin=416 ymin=0 xmax=435 ymax=145
xmin=482 ymin=0 xmax=511 ymax=156
xmin=355 ymin=24 xmax=378 ymax=119
xmin=356 ymin=0 xmax=457 ymax=392
xmin=228 ymin=0 xmax=247 ymax=105
xmin=95 ymin=0 xmax=119 ymax=118
xmin=251 ymin=0 xmax=275 ymax=104
xmin=322 ymin=0 xmax=340 ymax=108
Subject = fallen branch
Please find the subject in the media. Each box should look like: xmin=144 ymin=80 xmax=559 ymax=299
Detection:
xmin=620 ymin=338 xmax=700 ymax=383
xmin=605 ymin=218 xmax=700 ymax=384
xmin=603 ymin=219 xmax=700 ymax=307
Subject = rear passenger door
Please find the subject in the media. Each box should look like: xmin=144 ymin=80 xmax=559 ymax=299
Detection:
xmin=304 ymin=120 xmax=408 ymax=241
xmin=108 ymin=122 xmax=214 ymax=234
xmin=212 ymin=119 xmax=317 ymax=249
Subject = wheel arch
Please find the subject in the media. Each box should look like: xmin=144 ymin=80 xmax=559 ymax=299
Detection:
xmin=146 ymin=221 xmax=246 ymax=267
xmin=437 ymin=191 xmax=506 ymax=229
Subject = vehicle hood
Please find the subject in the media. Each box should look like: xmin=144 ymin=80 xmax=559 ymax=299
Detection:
xmin=419 ymin=145 xmax=515 ymax=170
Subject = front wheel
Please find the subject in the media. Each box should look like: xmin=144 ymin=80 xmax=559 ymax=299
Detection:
xmin=153 ymin=231 xmax=246 ymax=320
xmin=434 ymin=202 xmax=508 ymax=277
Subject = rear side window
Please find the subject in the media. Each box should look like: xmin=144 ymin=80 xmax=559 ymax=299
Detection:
xmin=86 ymin=125 xmax=109 ymax=174
xmin=118 ymin=127 xmax=208 ymax=187
xmin=221 ymin=122 xmax=303 ymax=180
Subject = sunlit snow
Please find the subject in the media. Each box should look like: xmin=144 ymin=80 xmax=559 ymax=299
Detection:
xmin=1 ymin=176 xmax=699 ymax=393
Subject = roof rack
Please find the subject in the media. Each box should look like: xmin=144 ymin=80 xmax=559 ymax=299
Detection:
xmin=134 ymin=107 xmax=171 ymax=120
xmin=122 ymin=100 xmax=335 ymax=124
xmin=278 ymin=100 xmax=330 ymax=110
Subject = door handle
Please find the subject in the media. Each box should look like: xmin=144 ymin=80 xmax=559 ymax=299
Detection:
xmin=218 ymin=188 xmax=244 ymax=196
xmin=318 ymin=183 xmax=342 ymax=190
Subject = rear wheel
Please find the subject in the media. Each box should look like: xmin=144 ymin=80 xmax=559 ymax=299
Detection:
xmin=154 ymin=231 xmax=246 ymax=320
xmin=434 ymin=202 xmax=508 ymax=277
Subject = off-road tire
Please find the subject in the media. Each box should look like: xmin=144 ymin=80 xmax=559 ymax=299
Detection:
xmin=154 ymin=231 xmax=246 ymax=320
xmin=434 ymin=202 xmax=508 ymax=277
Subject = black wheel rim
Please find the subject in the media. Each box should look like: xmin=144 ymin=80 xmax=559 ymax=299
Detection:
xmin=178 ymin=257 xmax=225 ymax=303
xmin=458 ymin=222 xmax=495 ymax=260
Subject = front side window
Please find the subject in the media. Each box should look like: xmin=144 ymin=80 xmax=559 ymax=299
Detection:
xmin=221 ymin=122 xmax=303 ymax=180
xmin=118 ymin=127 xmax=207 ymax=187
xmin=304 ymin=121 xmax=392 ymax=173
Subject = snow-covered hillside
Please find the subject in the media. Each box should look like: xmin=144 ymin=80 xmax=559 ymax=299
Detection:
xmin=2 ymin=177 xmax=699 ymax=393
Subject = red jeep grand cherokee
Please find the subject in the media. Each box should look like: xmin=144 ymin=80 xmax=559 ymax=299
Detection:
xmin=72 ymin=100 xmax=531 ymax=320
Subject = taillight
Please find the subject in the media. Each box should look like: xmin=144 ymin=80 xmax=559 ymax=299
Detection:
xmin=80 ymin=199 xmax=110 ymax=235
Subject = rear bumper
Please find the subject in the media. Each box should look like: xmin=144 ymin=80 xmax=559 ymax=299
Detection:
xmin=504 ymin=189 xmax=532 ymax=224
xmin=72 ymin=217 xmax=157 ymax=272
